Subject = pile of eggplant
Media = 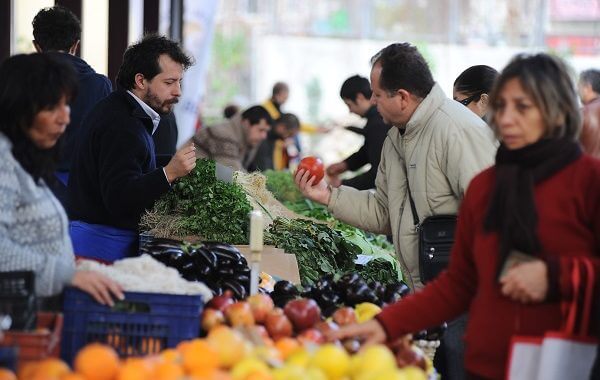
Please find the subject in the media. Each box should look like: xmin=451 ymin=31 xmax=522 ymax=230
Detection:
xmin=270 ymin=273 xmax=411 ymax=317
xmin=140 ymin=238 xmax=251 ymax=299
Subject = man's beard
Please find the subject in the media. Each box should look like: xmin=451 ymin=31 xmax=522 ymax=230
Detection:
xmin=144 ymin=89 xmax=179 ymax=115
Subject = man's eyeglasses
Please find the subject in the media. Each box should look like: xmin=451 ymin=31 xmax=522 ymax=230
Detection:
xmin=457 ymin=93 xmax=481 ymax=106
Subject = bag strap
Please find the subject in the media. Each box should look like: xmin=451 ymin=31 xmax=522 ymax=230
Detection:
xmin=403 ymin=159 xmax=420 ymax=228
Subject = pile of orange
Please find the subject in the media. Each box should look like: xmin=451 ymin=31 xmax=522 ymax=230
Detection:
xmin=7 ymin=326 xmax=306 ymax=380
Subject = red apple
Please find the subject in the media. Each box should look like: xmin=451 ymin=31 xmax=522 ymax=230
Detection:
xmin=201 ymin=308 xmax=225 ymax=331
xmin=207 ymin=290 xmax=235 ymax=312
xmin=224 ymin=301 xmax=255 ymax=327
xmin=247 ymin=293 xmax=275 ymax=324
xmin=332 ymin=307 xmax=357 ymax=326
xmin=284 ymin=298 xmax=322 ymax=332
xmin=265 ymin=309 xmax=293 ymax=340
xmin=297 ymin=328 xmax=325 ymax=345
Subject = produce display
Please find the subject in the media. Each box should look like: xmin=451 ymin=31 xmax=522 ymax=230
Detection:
xmin=140 ymin=238 xmax=252 ymax=299
xmin=141 ymin=159 xmax=253 ymax=244
xmin=264 ymin=170 xmax=403 ymax=285
xmin=265 ymin=218 xmax=359 ymax=286
xmin=269 ymin=274 xmax=410 ymax=317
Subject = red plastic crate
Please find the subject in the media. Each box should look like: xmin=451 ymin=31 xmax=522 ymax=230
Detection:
xmin=0 ymin=312 xmax=63 ymax=370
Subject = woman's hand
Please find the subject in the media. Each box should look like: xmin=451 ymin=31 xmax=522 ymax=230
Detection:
xmin=326 ymin=319 xmax=388 ymax=347
xmin=71 ymin=271 xmax=124 ymax=307
xmin=294 ymin=168 xmax=332 ymax=205
xmin=500 ymin=260 xmax=548 ymax=304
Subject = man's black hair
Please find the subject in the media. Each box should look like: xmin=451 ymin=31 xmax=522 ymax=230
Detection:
xmin=274 ymin=113 xmax=300 ymax=131
xmin=32 ymin=6 xmax=81 ymax=52
xmin=116 ymin=34 xmax=193 ymax=90
xmin=340 ymin=75 xmax=372 ymax=102
xmin=272 ymin=82 xmax=289 ymax=97
xmin=241 ymin=105 xmax=272 ymax=126
xmin=581 ymin=69 xmax=600 ymax=94
xmin=0 ymin=53 xmax=78 ymax=184
xmin=371 ymin=43 xmax=434 ymax=99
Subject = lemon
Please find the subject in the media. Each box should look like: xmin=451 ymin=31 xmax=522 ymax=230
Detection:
xmin=401 ymin=366 xmax=428 ymax=380
xmin=355 ymin=303 xmax=382 ymax=323
xmin=285 ymin=348 xmax=311 ymax=368
xmin=272 ymin=364 xmax=305 ymax=380
xmin=305 ymin=367 xmax=328 ymax=380
xmin=351 ymin=344 xmax=397 ymax=377
xmin=309 ymin=344 xmax=350 ymax=379
xmin=230 ymin=357 xmax=270 ymax=380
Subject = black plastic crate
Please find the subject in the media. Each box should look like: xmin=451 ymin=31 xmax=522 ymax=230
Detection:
xmin=0 ymin=272 xmax=36 ymax=330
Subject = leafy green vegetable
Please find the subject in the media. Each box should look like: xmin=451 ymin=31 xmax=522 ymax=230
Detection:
xmin=264 ymin=170 xmax=304 ymax=203
xmin=148 ymin=159 xmax=252 ymax=244
xmin=265 ymin=218 xmax=360 ymax=286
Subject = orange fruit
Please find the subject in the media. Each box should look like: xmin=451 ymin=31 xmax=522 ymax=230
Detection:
xmin=206 ymin=326 xmax=248 ymax=369
xmin=160 ymin=349 xmax=181 ymax=364
xmin=18 ymin=362 xmax=39 ymax=380
xmin=60 ymin=374 xmax=86 ymax=380
xmin=0 ymin=368 xmax=16 ymax=380
xmin=181 ymin=339 xmax=219 ymax=374
xmin=74 ymin=343 xmax=120 ymax=380
xmin=116 ymin=358 xmax=152 ymax=380
xmin=274 ymin=338 xmax=300 ymax=360
xmin=153 ymin=361 xmax=184 ymax=380
xmin=31 ymin=358 xmax=71 ymax=379
xmin=189 ymin=368 xmax=232 ymax=380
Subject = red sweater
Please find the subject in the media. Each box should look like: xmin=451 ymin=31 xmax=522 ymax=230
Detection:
xmin=376 ymin=155 xmax=600 ymax=380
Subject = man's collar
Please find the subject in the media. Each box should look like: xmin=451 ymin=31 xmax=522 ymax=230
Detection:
xmin=127 ymin=90 xmax=161 ymax=134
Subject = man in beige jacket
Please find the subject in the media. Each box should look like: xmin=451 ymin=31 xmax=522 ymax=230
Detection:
xmin=194 ymin=105 xmax=272 ymax=171
xmin=296 ymin=43 xmax=496 ymax=380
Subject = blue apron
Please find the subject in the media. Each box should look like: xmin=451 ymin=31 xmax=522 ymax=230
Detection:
xmin=69 ymin=221 xmax=138 ymax=263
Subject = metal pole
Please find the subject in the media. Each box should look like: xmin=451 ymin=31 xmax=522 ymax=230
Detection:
xmin=170 ymin=0 xmax=183 ymax=43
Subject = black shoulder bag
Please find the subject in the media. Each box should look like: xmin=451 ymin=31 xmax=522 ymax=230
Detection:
xmin=405 ymin=179 xmax=457 ymax=283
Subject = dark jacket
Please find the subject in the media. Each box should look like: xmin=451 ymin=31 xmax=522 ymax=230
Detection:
xmin=342 ymin=106 xmax=391 ymax=190
xmin=153 ymin=112 xmax=178 ymax=167
xmin=52 ymin=53 xmax=113 ymax=172
xmin=251 ymin=129 xmax=287 ymax=171
xmin=68 ymin=90 xmax=171 ymax=230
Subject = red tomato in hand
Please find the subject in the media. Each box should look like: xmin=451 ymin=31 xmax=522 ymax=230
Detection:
xmin=297 ymin=157 xmax=325 ymax=184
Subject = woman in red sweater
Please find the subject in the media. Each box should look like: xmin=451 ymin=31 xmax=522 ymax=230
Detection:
xmin=331 ymin=53 xmax=600 ymax=379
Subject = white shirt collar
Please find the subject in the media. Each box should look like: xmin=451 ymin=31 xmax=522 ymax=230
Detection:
xmin=127 ymin=90 xmax=161 ymax=134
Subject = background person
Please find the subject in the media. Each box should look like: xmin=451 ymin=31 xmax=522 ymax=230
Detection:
xmin=251 ymin=113 xmax=300 ymax=171
xmin=453 ymin=65 xmax=499 ymax=121
xmin=578 ymin=69 xmax=600 ymax=157
xmin=0 ymin=53 xmax=122 ymax=305
xmin=32 ymin=5 xmax=112 ymax=208
xmin=194 ymin=105 xmax=272 ymax=171
xmin=329 ymin=53 xmax=600 ymax=380
xmin=326 ymin=75 xmax=391 ymax=190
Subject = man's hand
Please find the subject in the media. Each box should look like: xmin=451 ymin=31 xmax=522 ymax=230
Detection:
xmin=326 ymin=161 xmax=348 ymax=176
xmin=500 ymin=260 xmax=548 ymax=304
xmin=294 ymin=169 xmax=332 ymax=205
xmin=165 ymin=143 xmax=196 ymax=183
xmin=71 ymin=271 xmax=124 ymax=307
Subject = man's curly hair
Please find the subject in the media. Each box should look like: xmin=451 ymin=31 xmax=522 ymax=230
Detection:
xmin=32 ymin=6 xmax=81 ymax=52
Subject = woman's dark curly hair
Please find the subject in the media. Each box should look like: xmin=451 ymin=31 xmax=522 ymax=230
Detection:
xmin=0 ymin=53 xmax=78 ymax=184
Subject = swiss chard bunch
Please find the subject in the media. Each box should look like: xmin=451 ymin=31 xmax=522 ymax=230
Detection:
xmin=157 ymin=159 xmax=252 ymax=244
xmin=265 ymin=218 xmax=360 ymax=286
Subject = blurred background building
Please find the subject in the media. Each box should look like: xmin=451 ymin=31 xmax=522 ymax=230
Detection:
xmin=2 ymin=0 xmax=599 ymax=156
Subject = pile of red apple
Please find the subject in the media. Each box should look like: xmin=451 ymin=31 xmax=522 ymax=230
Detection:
xmin=201 ymin=290 xmax=427 ymax=370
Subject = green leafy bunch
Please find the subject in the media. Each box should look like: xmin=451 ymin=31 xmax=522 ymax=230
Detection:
xmin=264 ymin=170 xmax=304 ymax=203
xmin=265 ymin=218 xmax=360 ymax=286
xmin=158 ymin=159 xmax=252 ymax=244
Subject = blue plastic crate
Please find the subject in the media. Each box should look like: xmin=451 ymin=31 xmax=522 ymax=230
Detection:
xmin=0 ymin=347 xmax=17 ymax=372
xmin=61 ymin=287 xmax=203 ymax=364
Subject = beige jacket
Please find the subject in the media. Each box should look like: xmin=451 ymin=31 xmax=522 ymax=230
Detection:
xmin=328 ymin=83 xmax=496 ymax=290
xmin=193 ymin=114 xmax=258 ymax=171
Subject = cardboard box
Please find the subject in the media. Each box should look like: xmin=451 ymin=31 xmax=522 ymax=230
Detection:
xmin=234 ymin=245 xmax=301 ymax=284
